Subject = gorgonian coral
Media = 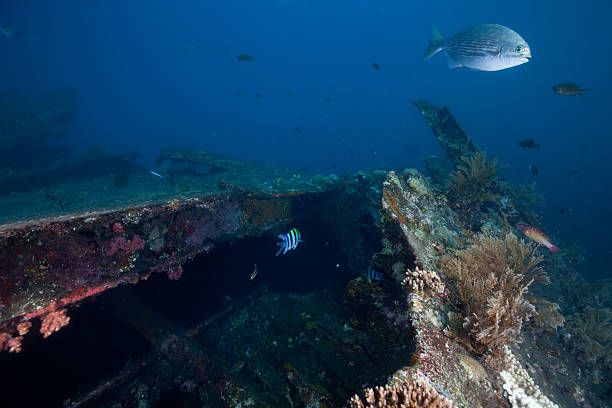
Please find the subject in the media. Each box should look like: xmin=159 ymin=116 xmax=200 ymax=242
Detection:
xmin=446 ymin=152 xmax=500 ymax=214
xmin=437 ymin=233 xmax=547 ymax=352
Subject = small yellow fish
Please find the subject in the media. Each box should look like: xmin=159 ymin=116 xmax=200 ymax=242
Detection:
xmin=250 ymin=264 xmax=259 ymax=280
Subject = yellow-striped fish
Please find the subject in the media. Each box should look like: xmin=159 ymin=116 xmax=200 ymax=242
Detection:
xmin=250 ymin=264 xmax=259 ymax=280
xmin=276 ymin=227 xmax=302 ymax=256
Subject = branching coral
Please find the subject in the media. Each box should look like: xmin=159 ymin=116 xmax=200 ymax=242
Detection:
xmin=446 ymin=152 xmax=500 ymax=211
xmin=349 ymin=375 xmax=454 ymax=408
xmin=402 ymin=266 xmax=445 ymax=298
xmin=437 ymin=233 xmax=546 ymax=351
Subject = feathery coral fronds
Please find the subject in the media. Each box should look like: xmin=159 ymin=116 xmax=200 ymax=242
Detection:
xmin=446 ymin=152 xmax=500 ymax=208
xmin=437 ymin=233 xmax=545 ymax=351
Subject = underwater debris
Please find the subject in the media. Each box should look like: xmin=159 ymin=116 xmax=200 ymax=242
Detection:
xmin=371 ymin=62 xmax=380 ymax=70
xmin=349 ymin=375 xmax=454 ymax=408
xmin=437 ymin=232 xmax=547 ymax=352
xmin=413 ymin=100 xmax=479 ymax=168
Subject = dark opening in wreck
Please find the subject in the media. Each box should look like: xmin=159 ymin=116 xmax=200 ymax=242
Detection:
xmin=0 ymin=201 xmax=416 ymax=407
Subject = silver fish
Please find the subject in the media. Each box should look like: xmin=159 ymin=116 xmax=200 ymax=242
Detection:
xmin=422 ymin=24 xmax=531 ymax=71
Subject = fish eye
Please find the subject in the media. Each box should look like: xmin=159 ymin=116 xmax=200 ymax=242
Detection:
xmin=515 ymin=46 xmax=523 ymax=52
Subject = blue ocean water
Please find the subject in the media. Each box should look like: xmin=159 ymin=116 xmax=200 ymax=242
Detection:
xmin=2 ymin=0 xmax=610 ymax=279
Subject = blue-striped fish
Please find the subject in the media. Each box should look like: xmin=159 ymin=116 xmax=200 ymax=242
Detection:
xmin=366 ymin=269 xmax=383 ymax=281
xmin=275 ymin=227 xmax=302 ymax=256
xmin=422 ymin=24 xmax=531 ymax=71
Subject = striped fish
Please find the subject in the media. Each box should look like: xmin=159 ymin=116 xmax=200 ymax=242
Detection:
xmin=422 ymin=24 xmax=531 ymax=71
xmin=366 ymin=269 xmax=383 ymax=281
xmin=275 ymin=227 xmax=302 ymax=256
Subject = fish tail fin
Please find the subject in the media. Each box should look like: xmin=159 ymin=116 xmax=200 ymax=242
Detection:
xmin=275 ymin=242 xmax=285 ymax=256
xmin=422 ymin=25 xmax=445 ymax=61
xmin=578 ymin=92 xmax=586 ymax=98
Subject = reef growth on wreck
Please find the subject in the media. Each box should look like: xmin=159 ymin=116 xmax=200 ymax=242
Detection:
xmin=437 ymin=232 xmax=552 ymax=352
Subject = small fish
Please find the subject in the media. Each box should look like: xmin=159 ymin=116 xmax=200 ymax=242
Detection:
xmin=423 ymin=24 xmax=531 ymax=71
xmin=371 ymin=62 xmax=380 ymax=70
xmin=250 ymin=264 xmax=259 ymax=280
xmin=366 ymin=269 xmax=383 ymax=281
xmin=295 ymin=127 xmax=301 ymax=133
xmin=255 ymin=93 xmax=262 ymax=98
xmin=325 ymin=96 xmax=332 ymax=102
xmin=552 ymin=83 xmax=590 ymax=97
xmin=236 ymin=54 xmax=254 ymax=61
xmin=0 ymin=27 xmax=19 ymax=38
xmin=517 ymin=139 xmax=541 ymax=149
xmin=150 ymin=170 xmax=163 ymax=178
xmin=529 ymin=165 xmax=539 ymax=175
xmin=559 ymin=207 xmax=573 ymax=214
xmin=276 ymin=227 xmax=302 ymax=256
xmin=516 ymin=224 xmax=559 ymax=253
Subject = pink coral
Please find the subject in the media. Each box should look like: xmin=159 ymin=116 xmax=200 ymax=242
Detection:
xmin=167 ymin=266 xmax=183 ymax=280
xmin=40 ymin=308 xmax=71 ymax=338
xmin=0 ymin=332 xmax=23 ymax=353
xmin=7 ymin=336 xmax=23 ymax=352
xmin=107 ymin=235 xmax=146 ymax=256
xmin=17 ymin=321 xmax=31 ymax=336
xmin=112 ymin=222 xmax=125 ymax=234
xmin=0 ymin=332 xmax=9 ymax=351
